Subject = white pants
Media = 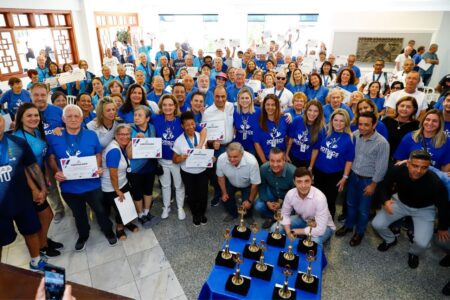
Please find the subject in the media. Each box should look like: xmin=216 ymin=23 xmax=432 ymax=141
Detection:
xmin=159 ymin=159 xmax=185 ymax=209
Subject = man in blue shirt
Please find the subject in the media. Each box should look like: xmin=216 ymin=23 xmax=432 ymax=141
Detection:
xmin=138 ymin=38 xmax=153 ymax=63
xmin=0 ymin=77 xmax=32 ymax=120
xmin=155 ymin=43 xmax=170 ymax=67
xmin=226 ymin=68 xmax=254 ymax=103
xmin=412 ymin=46 xmax=425 ymax=72
xmin=419 ymin=44 xmax=439 ymax=86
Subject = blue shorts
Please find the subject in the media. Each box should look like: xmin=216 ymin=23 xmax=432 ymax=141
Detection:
xmin=0 ymin=202 xmax=41 ymax=246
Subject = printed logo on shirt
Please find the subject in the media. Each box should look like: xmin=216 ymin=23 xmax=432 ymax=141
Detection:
xmin=294 ymin=130 xmax=309 ymax=150
xmin=15 ymin=99 xmax=24 ymax=109
xmin=162 ymin=128 xmax=175 ymax=146
xmin=321 ymin=137 xmax=341 ymax=159
xmin=0 ymin=165 xmax=13 ymax=182
xmin=266 ymin=127 xmax=283 ymax=147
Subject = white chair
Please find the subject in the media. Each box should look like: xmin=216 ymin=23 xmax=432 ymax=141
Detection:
xmin=422 ymin=86 xmax=437 ymax=105
xmin=66 ymin=95 xmax=77 ymax=105
xmin=123 ymin=63 xmax=135 ymax=77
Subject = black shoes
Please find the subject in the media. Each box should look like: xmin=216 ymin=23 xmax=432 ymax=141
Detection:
xmin=377 ymin=238 xmax=398 ymax=252
xmin=335 ymin=226 xmax=352 ymax=237
xmin=40 ymin=246 xmax=61 ymax=257
xmin=349 ymin=234 xmax=363 ymax=247
xmin=408 ymin=253 xmax=419 ymax=269
xmin=106 ymin=234 xmax=118 ymax=246
xmin=440 ymin=254 xmax=450 ymax=267
xmin=75 ymin=237 xmax=88 ymax=251
xmin=200 ymin=216 xmax=208 ymax=225
xmin=47 ymin=238 xmax=64 ymax=250
xmin=193 ymin=216 xmax=201 ymax=227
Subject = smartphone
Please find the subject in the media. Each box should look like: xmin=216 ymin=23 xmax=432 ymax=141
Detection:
xmin=44 ymin=265 xmax=65 ymax=300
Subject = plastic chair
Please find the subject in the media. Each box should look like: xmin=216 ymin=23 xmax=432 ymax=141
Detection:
xmin=66 ymin=95 xmax=76 ymax=105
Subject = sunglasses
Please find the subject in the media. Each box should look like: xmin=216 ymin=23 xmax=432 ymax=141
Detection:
xmin=276 ymin=77 xmax=286 ymax=80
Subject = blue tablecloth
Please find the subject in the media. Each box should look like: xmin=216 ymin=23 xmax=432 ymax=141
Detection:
xmin=198 ymin=229 xmax=327 ymax=299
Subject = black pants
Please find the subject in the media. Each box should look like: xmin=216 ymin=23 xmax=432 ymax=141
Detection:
xmin=63 ymin=188 xmax=114 ymax=239
xmin=289 ymin=154 xmax=310 ymax=168
xmin=313 ymin=168 xmax=343 ymax=218
xmin=180 ymin=169 xmax=209 ymax=219
xmin=102 ymin=184 xmax=130 ymax=225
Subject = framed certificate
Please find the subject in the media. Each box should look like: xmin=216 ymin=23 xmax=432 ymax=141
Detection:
xmin=131 ymin=137 xmax=162 ymax=159
xmin=60 ymin=156 xmax=99 ymax=180
xmin=201 ymin=120 xmax=225 ymax=141
xmin=186 ymin=149 xmax=214 ymax=168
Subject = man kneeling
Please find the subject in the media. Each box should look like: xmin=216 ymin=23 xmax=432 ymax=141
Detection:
xmin=272 ymin=167 xmax=336 ymax=245
xmin=372 ymin=150 xmax=450 ymax=269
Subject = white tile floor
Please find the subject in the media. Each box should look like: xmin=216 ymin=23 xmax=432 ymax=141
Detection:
xmin=2 ymin=209 xmax=186 ymax=300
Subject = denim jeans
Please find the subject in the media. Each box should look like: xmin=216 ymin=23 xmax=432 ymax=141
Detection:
xmin=223 ymin=179 xmax=251 ymax=218
xmin=344 ymin=172 xmax=374 ymax=236
xmin=254 ymin=187 xmax=276 ymax=218
xmin=270 ymin=215 xmax=334 ymax=245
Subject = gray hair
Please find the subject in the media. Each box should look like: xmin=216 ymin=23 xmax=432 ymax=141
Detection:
xmin=134 ymin=105 xmax=151 ymax=117
xmin=227 ymin=142 xmax=244 ymax=154
xmin=63 ymin=104 xmax=83 ymax=118
xmin=114 ymin=123 xmax=131 ymax=136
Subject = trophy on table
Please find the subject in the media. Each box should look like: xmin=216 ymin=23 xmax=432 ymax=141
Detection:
xmin=225 ymin=253 xmax=251 ymax=296
xmin=298 ymin=217 xmax=318 ymax=253
xmin=296 ymin=249 xmax=319 ymax=293
xmin=244 ymin=223 xmax=262 ymax=259
xmin=267 ymin=209 xmax=286 ymax=247
xmin=272 ymin=265 xmax=296 ymax=300
xmin=232 ymin=205 xmax=251 ymax=240
xmin=250 ymin=240 xmax=273 ymax=281
xmin=277 ymin=231 xmax=299 ymax=269
xmin=215 ymin=228 xmax=236 ymax=268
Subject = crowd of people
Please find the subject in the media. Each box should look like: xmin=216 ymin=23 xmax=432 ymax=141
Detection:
xmin=0 ymin=37 xmax=449 ymax=296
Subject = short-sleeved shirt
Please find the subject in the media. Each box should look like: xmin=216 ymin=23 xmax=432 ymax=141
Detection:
xmin=0 ymin=90 xmax=32 ymax=117
xmin=129 ymin=124 xmax=157 ymax=174
xmin=288 ymin=116 xmax=325 ymax=161
xmin=226 ymin=84 xmax=254 ymax=103
xmin=285 ymin=83 xmax=306 ymax=94
xmin=253 ymin=116 xmax=290 ymax=160
xmin=360 ymin=71 xmax=390 ymax=94
xmin=216 ymin=151 xmax=261 ymax=188
xmin=172 ymin=132 xmax=205 ymax=174
xmin=13 ymin=129 xmax=47 ymax=168
xmin=151 ymin=114 xmax=184 ymax=160
xmin=233 ymin=108 xmax=260 ymax=153
xmin=87 ymin=120 xmax=119 ymax=149
xmin=41 ymin=104 xmax=63 ymax=135
xmin=315 ymin=131 xmax=355 ymax=173
xmin=384 ymin=89 xmax=427 ymax=118
xmin=101 ymin=140 xmax=128 ymax=192
xmin=419 ymin=52 xmax=438 ymax=75
xmin=323 ymin=103 xmax=354 ymax=124
xmin=0 ymin=134 xmax=36 ymax=217
xmin=47 ymin=129 xmax=102 ymax=194
xmin=305 ymin=85 xmax=329 ymax=105
xmin=260 ymin=87 xmax=293 ymax=111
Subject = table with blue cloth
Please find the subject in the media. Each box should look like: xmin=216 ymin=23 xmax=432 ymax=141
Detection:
xmin=199 ymin=229 xmax=327 ymax=299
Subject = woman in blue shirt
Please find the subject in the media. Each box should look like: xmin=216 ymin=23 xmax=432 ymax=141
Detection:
xmin=253 ymin=94 xmax=290 ymax=164
xmin=394 ymin=109 xmax=450 ymax=171
xmin=136 ymin=53 xmax=153 ymax=88
xmin=118 ymin=84 xmax=149 ymax=124
xmin=45 ymin=62 xmax=61 ymax=94
xmin=134 ymin=70 xmax=152 ymax=95
xmin=334 ymin=67 xmax=357 ymax=93
xmin=310 ymin=108 xmax=355 ymax=218
xmin=285 ymin=92 xmax=307 ymax=119
xmin=47 ymin=104 xmax=116 ymax=251
xmin=233 ymin=87 xmax=260 ymax=155
xmin=76 ymin=93 xmax=96 ymax=129
xmin=286 ymin=69 xmax=306 ymax=94
xmin=287 ymin=99 xmax=326 ymax=168
xmin=91 ymin=77 xmax=105 ymax=109
xmin=365 ymin=81 xmax=385 ymax=117
xmin=305 ymin=73 xmax=329 ymax=105
xmin=161 ymin=66 xmax=175 ymax=89
xmin=14 ymin=103 xmax=63 ymax=257
xmin=75 ymin=59 xmax=96 ymax=95
xmin=116 ymin=65 xmax=135 ymax=97
xmin=323 ymin=89 xmax=354 ymax=124
xmin=350 ymin=98 xmax=388 ymax=139
xmin=100 ymin=66 xmax=115 ymax=95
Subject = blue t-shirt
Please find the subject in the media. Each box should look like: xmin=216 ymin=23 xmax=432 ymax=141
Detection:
xmin=35 ymin=66 xmax=48 ymax=82
xmin=226 ymin=84 xmax=254 ymax=103
xmin=155 ymin=51 xmax=170 ymax=66
xmin=366 ymin=96 xmax=385 ymax=113
xmin=136 ymin=63 xmax=153 ymax=85
xmin=233 ymin=108 xmax=260 ymax=153
xmin=47 ymin=129 xmax=102 ymax=194
xmin=130 ymin=124 xmax=157 ymax=174
xmin=286 ymin=83 xmax=306 ymax=94
xmin=305 ymin=85 xmax=329 ymax=105
xmin=118 ymin=109 xmax=135 ymax=124
xmin=42 ymin=104 xmax=63 ymax=135
xmin=13 ymin=129 xmax=47 ymax=168
xmin=394 ymin=132 xmax=450 ymax=169
xmin=253 ymin=115 xmax=290 ymax=159
xmin=0 ymin=89 xmax=32 ymax=117
xmin=151 ymin=114 xmax=184 ymax=160
xmin=0 ymin=134 xmax=36 ymax=216
xmin=444 ymin=121 xmax=450 ymax=138
xmin=100 ymin=75 xmax=116 ymax=94
xmin=255 ymin=59 xmax=267 ymax=71
xmin=288 ymin=116 xmax=325 ymax=161
xmin=338 ymin=65 xmax=361 ymax=78
xmin=138 ymin=46 xmax=152 ymax=62
xmin=147 ymin=90 xmax=168 ymax=104
xmin=116 ymin=75 xmax=135 ymax=96
xmin=350 ymin=121 xmax=389 ymax=140
xmin=335 ymin=84 xmax=357 ymax=93
xmin=186 ymin=89 xmax=214 ymax=108
xmin=285 ymin=108 xmax=303 ymax=119
xmin=323 ymin=103 xmax=354 ymax=124
xmin=82 ymin=112 xmax=96 ymax=129
xmin=315 ymin=131 xmax=355 ymax=173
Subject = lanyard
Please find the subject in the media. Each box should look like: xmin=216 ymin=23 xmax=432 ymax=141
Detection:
xmin=0 ymin=136 xmax=9 ymax=166
xmin=322 ymin=75 xmax=329 ymax=87
xmin=133 ymin=124 xmax=150 ymax=137
xmin=184 ymin=133 xmax=198 ymax=149
xmin=372 ymin=72 xmax=382 ymax=82
xmin=119 ymin=145 xmax=130 ymax=170
xmin=64 ymin=130 xmax=83 ymax=156
xmin=274 ymin=87 xmax=284 ymax=99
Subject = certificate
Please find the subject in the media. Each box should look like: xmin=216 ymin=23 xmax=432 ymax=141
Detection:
xmin=247 ymin=80 xmax=261 ymax=93
xmin=255 ymin=44 xmax=269 ymax=55
xmin=229 ymin=39 xmax=240 ymax=48
xmin=44 ymin=77 xmax=59 ymax=89
xmin=132 ymin=137 xmax=162 ymax=159
xmin=186 ymin=149 xmax=214 ymax=168
xmin=215 ymin=39 xmax=226 ymax=50
xmin=201 ymin=120 xmax=225 ymax=141
xmin=60 ymin=156 xmax=99 ymax=180
xmin=300 ymin=56 xmax=315 ymax=74
xmin=186 ymin=67 xmax=198 ymax=77
xmin=114 ymin=192 xmax=138 ymax=225
xmin=2 ymin=113 xmax=12 ymax=132
xmin=231 ymin=58 xmax=242 ymax=68
xmin=417 ymin=60 xmax=431 ymax=71
xmin=57 ymin=69 xmax=86 ymax=85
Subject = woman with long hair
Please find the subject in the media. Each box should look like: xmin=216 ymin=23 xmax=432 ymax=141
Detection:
xmin=365 ymin=81 xmax=385 ymax=116
xmin=90 ymin=77 xmax=105 ymax=108
xmin=118 ymin=83 xmax=149 ymax=124
xmin=75 ymin=93 xmax=95 ymax=129
xmin=45 ymin=62 xmax=61 ymax=94
xmin=334 ymin=67 xmax=357 ymax=93
xmin=253 ymin=94 xmax=290 ymax=163
xmin=245 ymin=60 xmax=257 ymax=80
xmin=286 ymin=69 xmax=306 ymax=94
xmin=161 ymin=66 xmax=175 ymax=88
xmin=233 ymin=87 xmax=260 ymax=155
xmin=310 ymin=108 xmax=354 ymax=218
xmin=320 ymin=61 xmax=335 ymax=88
xmin=286 ymin=100 xmax=326 ymax=168
xmin=305 ymin=73 xmax=329 ymax=105
xmin=14 ymin=103 xmax=64 ymax=257
xmin=87 ymin=96 xmax=120 ymax=149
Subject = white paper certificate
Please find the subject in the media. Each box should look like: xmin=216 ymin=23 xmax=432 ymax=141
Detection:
xmin=60 ymin=156 xmax=99 ymax=180
xmin=417 ymin=60 xmax=432 ymax=71
xmin=201 ymin=120 xmax=225 ymax=141
xmin=186 ymin=67 xmax=198 ymax=77
xmin=132 ymin=138 xmax=162 ymax=159
xmin=247 ymin=80 xmax=261 ymax=93
xmin=44 ymin=77 xmax=59 ymax=89
xmin=58 ymin=69 xmax=86 ymax=85
xmin=186 ymin=149 xmax=214 ymax=168
xmin=114 ymin=192 xmax=138 ymax=225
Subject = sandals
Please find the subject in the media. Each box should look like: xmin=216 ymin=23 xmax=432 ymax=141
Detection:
xmin=125 ymin=223 xmax=139 ymax=233
xmin=116 ymin=228 xmax=127 ymax=240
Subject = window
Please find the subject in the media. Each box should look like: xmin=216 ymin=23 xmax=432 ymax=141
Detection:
xmin=54 ymin=14 xmax=67 ymax=26
xmin=13 ymin=14 xmax=29 ymax=27
xmin=35 ymin=14 xmax=49 ymax=27
xmin=0 ymin=14 xmax=6 ymax=27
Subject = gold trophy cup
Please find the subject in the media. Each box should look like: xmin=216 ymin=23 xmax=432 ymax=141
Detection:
xmin=248 ymin=223 xmax=260 ymax=252
xmin=278 ymin=265 xmax=293 ymax=299
xmin=221 ymin=228 xmax=233 ymax=260
xmin=231 ymin=253 xmax=244 ymax=286
xmin=256 ymin=240 xmax=267 ymax=272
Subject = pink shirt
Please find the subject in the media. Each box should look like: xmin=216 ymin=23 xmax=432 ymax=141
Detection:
xmin=280 ymin=186 xmax=336 ymax=237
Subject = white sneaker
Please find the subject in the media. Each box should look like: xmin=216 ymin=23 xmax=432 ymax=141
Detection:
xmin=161 ymin=207 xmax=171 ymax=219
xmin=178 ymin=208 xmax=186 ymax=220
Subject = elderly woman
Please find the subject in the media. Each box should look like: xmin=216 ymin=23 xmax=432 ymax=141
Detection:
xmin=51 ymin=91 xmax=67 ymax=109
xmin=323 ymin=89 xmax=354 ymax=124
xmin=75 ymin=59 xmax=96 ymax=94
xmin=101 ymin=123 xmax=138 ymax=240
xmin=116 ymin=65 xmax=135 ymax=97
xmin=47 ymin=104 xmax=117 ymax=251
xmin=99 ymin=66 xmax=116 ymax=94
xmin=87 ymin=96 xmax=119 ymax=149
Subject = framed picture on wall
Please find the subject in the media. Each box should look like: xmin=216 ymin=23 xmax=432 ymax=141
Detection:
xmin=356 ymin=37 xmax=403 ymax=63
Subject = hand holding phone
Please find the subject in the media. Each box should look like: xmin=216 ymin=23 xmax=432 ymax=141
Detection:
xmin=44 ymin=265 xmax=65 ymax=300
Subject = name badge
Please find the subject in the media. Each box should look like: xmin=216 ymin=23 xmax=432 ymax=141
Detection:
xmin=300 ymin=144 xmax=307 ymax=152
xmin=242 ymin=131 xmax=247 ymax=140
xmin=326 ymin=151 xmax=333 ymax=159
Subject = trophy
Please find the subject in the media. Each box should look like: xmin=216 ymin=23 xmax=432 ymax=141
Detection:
xmin=267 ymin=209 xmax=286 ymax=247
xmin=298 ymin=217 xmax=318 ymax=253
xmin=244 ymin=223 xmax=262 ymax=259
xmin=231 ymin=205 xmax=251 ymax=240
xmin=296 ymin=250 xmax=319 ymax=293
xmin=277 ymin=231 xmax=299 ymax=269
xmin=250 ymin=240 xmax=273 ymax=281
xmin=272 ymin=265 xmax=296 ymax=300
xmin=225 ymin=253 xmax=251 ymax=296
xmin=215 ymin=228 xmax=236 ymax=268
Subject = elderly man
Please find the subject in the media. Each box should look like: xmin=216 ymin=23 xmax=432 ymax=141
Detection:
xmin=211 ymin=57 xmax=225 ymax=80
xmin=99 ymin=66 xmax=116 ymax=93
xmin=103 ymin=48 xmax=120 ymax=76
xmin=255 ymin=148 xmax=296 ymax=228
xmin=384 ymin=71 xmax=427 ymax=119
xmin=419 ymin=44 xmax=439 ymax=86
xmin=155 ymin=43 xmax=170 ymax=67
xmin=194 ymin=49 xmax=204 ymax=68
xmin=186 ymin=74 xmax=214 ymax=108
xmin=226 ymin=68 xmax=254 ymax=103
xmin=359 ymin=59 xmax=390 ymax=95
xmin=35 ymin=55 xmax=48 ymax=82
xmin=392 ymin=59 xmax=424 ymax=89
xmin=173 ymin=49 xmax=186 ymax=73
xmin=154 ymin=55 xmax=169 ymax=76
xmin=216 ymin=143 xmax=261 ymax=222
xmin=274 ymin=167 xmax=336 ymax=245
xmin=395 ymin=46 xmax=412 ymax=73
xmin=328 ymin=54 xmax=339 ymax=74
xmin=182 ymin=75 xmax=195 ymax=93
xmin=170 ymin=42 xmax=183 ymax=62
xmin=260 ymin=70 xmax=293 ymax=111
xmin=401 ymin=40 xmax=417 ymax=57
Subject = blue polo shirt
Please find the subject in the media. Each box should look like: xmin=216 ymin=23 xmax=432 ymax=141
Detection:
xmin=226 ymin=84 xmax=254 ymax=103
xmin=305 ymin=85 xmax=329 ymax=105
xmin=315 ymin=131 xmax=355 ymax=173
xmin=41 ymin=104 xmax=63 ymax=135
xmin=116 ymin=75 xmax=135 ymax=96
xmin=147 ymin=90 xmax=168 ymax=104
xmin=233 ymin=108 xmax=260 ymax=153
xmin=0 ymin=89 xmax=32 ymax=117
xmin=288 ymin=116 xmax=325 ymax=161
xmin=253 ymin=115 xmax=290 ymax=159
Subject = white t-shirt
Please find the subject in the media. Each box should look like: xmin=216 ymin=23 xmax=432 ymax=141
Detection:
xmin=260 ymin=87 xmax=293 ymax=111
xmin=202 ymin=102 xmax=235 ymax=144
xmin=393 ymin=71 xmax=425 ymax=89
xmin=103 ymin=56 xmax=120 ymax=76
xmin=87 ymin=120 xmax=119 ymax=149
xmin=360 ymin=71 xmax=390 ymax=94
xmin=172 ymin=131 xmax=206 ymax=174
xmin=101 ymin=140 xmax=128 ymax=192
xmin=384 ymin=89 xmax=427 ymax=118
xmin=394 ymin=54 xmax=411 ymax=72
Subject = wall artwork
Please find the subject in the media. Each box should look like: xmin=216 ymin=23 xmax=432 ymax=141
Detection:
xmin=356 ymin=37 xmax=403 ymax=63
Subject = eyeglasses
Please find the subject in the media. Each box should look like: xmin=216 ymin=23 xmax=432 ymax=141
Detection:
xmin=276 ymin=77 xmax=286 ymax=80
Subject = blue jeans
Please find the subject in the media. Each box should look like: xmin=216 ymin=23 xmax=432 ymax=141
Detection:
xmin=270 ymin=215 xmax=334 ymax=245
xmin=254 ymin=187 xmax=276 ymax=218
xmin=344 ymin=172 xmax=374 ymax=236
xmin=223 ymin=180 xmax=251 ymax=218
